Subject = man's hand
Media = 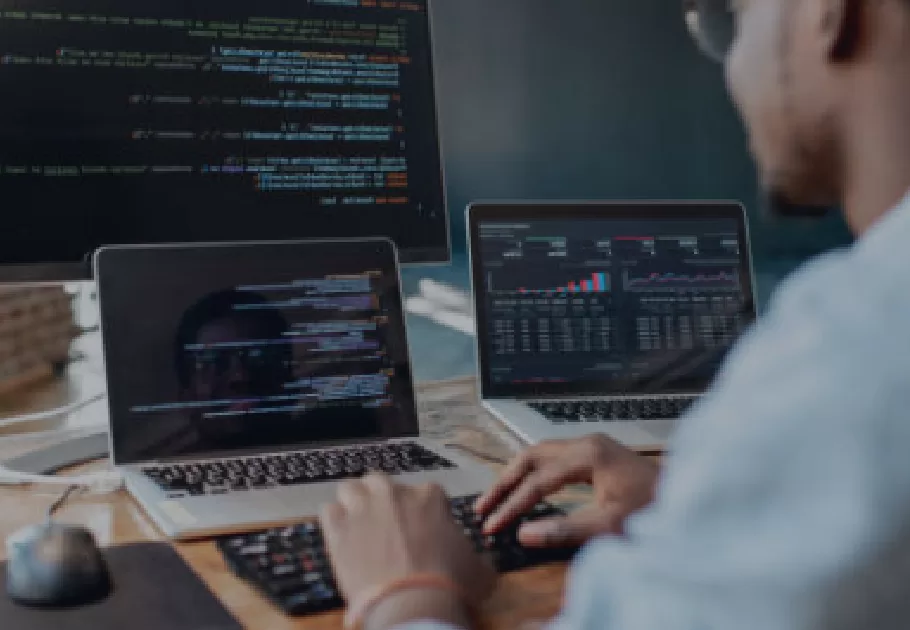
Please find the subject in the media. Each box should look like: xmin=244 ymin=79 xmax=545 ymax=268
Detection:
xmin=475 ymin=435 xmax=660 ymax=548
xmin=320 ymin=474 xmax=495 ymax=630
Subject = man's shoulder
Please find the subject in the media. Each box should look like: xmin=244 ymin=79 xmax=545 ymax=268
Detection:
xmin=766 ymin=233 xmax=910 ymax=356
xmin=691 ymin=226 xmax=910 ymax=436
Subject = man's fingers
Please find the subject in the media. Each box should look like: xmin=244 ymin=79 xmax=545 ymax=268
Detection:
xmin=474 ymin=453 xmax=535 ymax=516
xmin=362 ymin=471 xmax=394 ymax=488
xmin=482 ymin=469 xmax=565 ymax=534
xmin=318 ymin=502 xmax=345 ymax=549
xmin=517 ymin=505 xmax=625 ymax=548
xmin=418 ymin=482 xmax=448 ymax=502
xmin=320 ymin=501 xmax=344 ymax=526
xmin=337 ymin=480 xmax=368 ymax=511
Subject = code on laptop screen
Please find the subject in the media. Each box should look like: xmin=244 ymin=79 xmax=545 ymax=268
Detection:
xmin=97 ymin=240 xmax=417 ymax=464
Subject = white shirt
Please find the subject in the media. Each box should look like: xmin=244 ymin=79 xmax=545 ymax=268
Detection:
xmin=402 ymin=192 xmax=910 ymax=630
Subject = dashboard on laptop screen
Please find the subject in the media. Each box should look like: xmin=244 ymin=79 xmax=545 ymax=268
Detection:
xmin=97 ymin=240 xmax=417 ymax=465
xmin=472 ymin=208 xmax=756 ymax=397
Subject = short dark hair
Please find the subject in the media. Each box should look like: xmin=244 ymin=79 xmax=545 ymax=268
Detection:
xmin=174 ymin=289 xmax=288 ymax=388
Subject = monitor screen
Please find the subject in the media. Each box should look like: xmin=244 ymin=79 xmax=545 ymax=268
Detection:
xmin=0 ymin=0 xmax=448 ymax=280
xmin=96 ymin=239 xmax=417 ymax=465
xmin=472 ymin=208 xmax=756 ymax=397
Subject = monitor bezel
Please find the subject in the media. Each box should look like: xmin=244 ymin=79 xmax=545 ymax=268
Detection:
xmin=468 ymin=200 xmax=757 ymax=400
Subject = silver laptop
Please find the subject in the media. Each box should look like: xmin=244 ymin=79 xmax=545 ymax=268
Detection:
xmin=468 ymin=202 xmax=757 ymax=451
xmin=95 ymin=239 xmax=492 ymax=540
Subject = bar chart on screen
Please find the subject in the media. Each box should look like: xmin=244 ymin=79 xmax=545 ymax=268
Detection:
xmin=514 ymin=271 xmax=611 ymax=295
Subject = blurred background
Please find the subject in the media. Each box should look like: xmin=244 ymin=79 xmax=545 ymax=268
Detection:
xmin=401 ymin=0 xmax=851 ymax=379
xmin=432 ymin=0 xmax=851 ymax=263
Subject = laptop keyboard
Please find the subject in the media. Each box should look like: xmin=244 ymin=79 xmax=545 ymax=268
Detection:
xmin=217 ymin=494 xmax=577 ymax=616
xmin=141 ymin=442 xmax=456 ymax=497
xmin=530 ymin=396 xmax=698 ymax=423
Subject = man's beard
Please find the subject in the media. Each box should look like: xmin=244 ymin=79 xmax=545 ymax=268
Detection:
xmin=762 ymin=187 xmax=834 ymax=218
xmin=759 ymin=158 xmax=837 ymax=219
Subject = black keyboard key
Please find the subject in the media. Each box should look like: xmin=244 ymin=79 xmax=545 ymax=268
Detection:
xmin=302 ymin=571 xmax=323 ymax=585
xmin=277 ymin=474 xmax=302 ymax=486
xmin=544 ymin=403 xmax=563 ymax=416
xmin=237 ymin=543 xmax=269 ymax=556
xmin=310 ymin=583 xmax=340 ymax=603
xmin=282 ymin=591 xmax=340 ymax=615
xmin=267 ymin=576 xmax=309 ymax=596
xmin=272 ymin=564 xmax=300 ymax=577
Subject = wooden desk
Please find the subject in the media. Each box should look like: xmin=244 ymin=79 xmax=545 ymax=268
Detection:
xmin=0 ymin=367 xmax=570 ymax=630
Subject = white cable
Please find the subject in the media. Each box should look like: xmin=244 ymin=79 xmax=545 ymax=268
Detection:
xmin=417 ymin=279 xmax=473 ymax=313
xmin=0 ymin=466 xmax=123 ymax=493
xmin=0 ymin=424 xmax=119 ymax=492
xmin=0 ymin=425 xmax=102 ymax=444
xmin=0 ymin=392 xmax=106 ymax=429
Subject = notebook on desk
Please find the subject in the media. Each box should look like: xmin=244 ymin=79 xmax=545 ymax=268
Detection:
xmin=467 ymin=201 xmax=758 ymax=450
xmin=94 ymin=239 xmax=493 ymax=540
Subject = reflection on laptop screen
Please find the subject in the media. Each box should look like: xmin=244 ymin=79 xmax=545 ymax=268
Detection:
xmin=98 ymin=242 xmax=416 ymax=463
xmin=476 ymin=216 xmax=755 ymax=394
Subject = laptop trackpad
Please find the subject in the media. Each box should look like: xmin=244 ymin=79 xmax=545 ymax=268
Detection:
xmin=637 ymin=420 xmax=676 ymax=442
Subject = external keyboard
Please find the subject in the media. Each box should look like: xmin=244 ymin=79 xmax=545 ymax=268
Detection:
xmin=217 ymin=494 xmax=577 ymax=616
xmin=531 ymin=396 xmax=698 ymax=423
xmin=142 ymin=442 xmax=456 ymax=497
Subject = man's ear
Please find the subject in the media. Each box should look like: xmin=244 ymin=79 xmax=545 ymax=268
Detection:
xmin=818 ymin=0 xmax=863 ymax=59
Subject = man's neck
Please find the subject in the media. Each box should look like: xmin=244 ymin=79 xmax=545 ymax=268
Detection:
xmin=842 ymin=117 xmax=910 ymax=235
xmin=840 ymin=45 xmax=910 ymax=235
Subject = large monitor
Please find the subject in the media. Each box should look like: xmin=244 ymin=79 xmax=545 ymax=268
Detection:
xmin=0 ymin=0 xmax=449 ymax=281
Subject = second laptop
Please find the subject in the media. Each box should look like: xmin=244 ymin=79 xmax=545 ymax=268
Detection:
xmin=468 ymin=201 xmax=758 ymax=451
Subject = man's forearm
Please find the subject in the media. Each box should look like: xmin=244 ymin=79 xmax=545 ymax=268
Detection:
xmin=363 ymin=589 xmax=473 ymax=630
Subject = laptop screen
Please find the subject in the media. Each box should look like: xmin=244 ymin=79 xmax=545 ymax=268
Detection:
xmin=470 ymin=204 xmax=756 ymax=398
xmin=96 ymin=239 xmax=418 ymax=465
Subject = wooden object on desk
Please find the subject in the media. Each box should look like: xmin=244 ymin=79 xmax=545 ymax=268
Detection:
xmin=0 ymin=287 xmax=77 ymax=397
xmin=0 ymin=377 xmax=571 ymax=630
